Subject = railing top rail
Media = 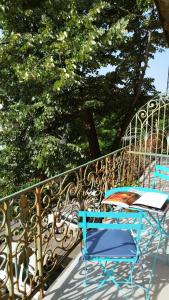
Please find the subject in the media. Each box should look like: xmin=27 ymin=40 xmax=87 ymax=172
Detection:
xmin=128 ymin=150 xmax=169 ymax=158
xmin=123 ymin=95 xmax=169 ymax=137
xmin=0 ymin=147 xmax=127 ymax=203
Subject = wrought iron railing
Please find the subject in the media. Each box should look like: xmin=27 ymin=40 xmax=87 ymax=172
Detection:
xmin=0 ymin=146 xmax=169 ymax=299
xmin=123 ymin=95 xmax=169 ymax=156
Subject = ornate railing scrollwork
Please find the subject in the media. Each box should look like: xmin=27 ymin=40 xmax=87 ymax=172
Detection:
xmin=123 ymin=95 xmax=169 ymax=156
xmin=0 ymin=146 xmax=169 ymax=299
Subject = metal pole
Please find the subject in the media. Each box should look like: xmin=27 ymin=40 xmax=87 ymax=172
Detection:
xmin=4 ymin=201 xmax=15 ymax=299
xmin=36 ymin=187 xmax=44 ymax=299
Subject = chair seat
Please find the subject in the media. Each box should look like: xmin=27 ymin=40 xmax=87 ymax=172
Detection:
xmin=86 ymin=229 xmax=136 ymax=258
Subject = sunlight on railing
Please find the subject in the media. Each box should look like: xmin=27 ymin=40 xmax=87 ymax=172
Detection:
xmin=0 ymin=146 xmax=169 ymax=299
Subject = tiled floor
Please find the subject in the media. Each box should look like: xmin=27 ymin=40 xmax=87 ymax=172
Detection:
xmin=44 ymin=163 xmax=169 ymax=300
xmin=44 ymin=214 xmax=169 ymax=300
xmin=44 ymin=253 xmax=169 ymax=300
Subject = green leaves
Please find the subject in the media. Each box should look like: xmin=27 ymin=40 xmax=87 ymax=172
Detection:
xmin=0 ymin=0 xmax=163 ymax=196
xmin=1 ymin=0 xmax=130 ymax=93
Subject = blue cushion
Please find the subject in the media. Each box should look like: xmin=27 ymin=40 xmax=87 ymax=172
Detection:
xmin=86 ymin=229 xmax=136 ymax=258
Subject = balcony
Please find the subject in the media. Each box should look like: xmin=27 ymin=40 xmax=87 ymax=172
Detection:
xmin=0 ymin=147 xmax=169 ymax=299
xmin=44 ymin=243 xmax=169 ymax=300
xmin=0 ymin=97 xmax=169 ymax=299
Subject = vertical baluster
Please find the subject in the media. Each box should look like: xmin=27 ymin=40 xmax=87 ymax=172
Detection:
xmin=4 ymin=201 xmax=14 ymax=300
xmin=105 ymin=157 xmax=108 ymax=192
xmin=35 ymin=187 xmax=44 ymax=299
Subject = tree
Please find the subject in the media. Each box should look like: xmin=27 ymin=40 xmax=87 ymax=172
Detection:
xmin=0 ymin=0 xmax=130 ymax=195
xmin=109 ymin=5 xmax=165 ymax=149
xmin=0 ymin=0 xmax=165 ymax=196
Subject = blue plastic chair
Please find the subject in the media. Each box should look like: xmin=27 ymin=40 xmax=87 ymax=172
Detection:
xmin=104 ymin=167 xmax=169 ymax=287
xmin=148 ymin=165 xmax=169 ymax=237
xmin=151 ymin=165 xmax=169 ymax=260
xmin=79 ymin=210 xmax=150 ymax=299
xmin=152 ymin=164 xmax=169 ymax=190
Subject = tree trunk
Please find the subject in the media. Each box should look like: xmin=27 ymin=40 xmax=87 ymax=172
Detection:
xmin=81 ymin=109 xmax=101 ymax=158
xmin=112 ymin=31 xmax=152 ymax=150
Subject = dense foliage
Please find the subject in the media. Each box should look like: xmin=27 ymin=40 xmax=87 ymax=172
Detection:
xmin=0 ymin=0 xmax=166 ymax=196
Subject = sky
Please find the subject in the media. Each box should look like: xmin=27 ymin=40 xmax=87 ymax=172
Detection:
xmin=146 ymin=49 xmax=169 ymax=93
xmin=100 ymin=48 xmax=169 ymax=93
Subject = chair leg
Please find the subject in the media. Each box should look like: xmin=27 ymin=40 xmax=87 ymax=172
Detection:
xmin=97 ymin=262 xmax=120 ymax=289
xmin=97 ymin=262 xmax=109 ymax=289
xmin=145 ymin=291 xmax=150 ymax=300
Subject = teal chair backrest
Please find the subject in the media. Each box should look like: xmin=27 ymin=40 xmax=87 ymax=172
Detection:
xmin=152 ymin=164 xmax=169 ymax=189
xmin=78 ymin=211 xmax=145 ymax=261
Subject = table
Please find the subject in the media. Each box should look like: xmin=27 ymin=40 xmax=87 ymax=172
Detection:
xmin=102 ymin=186 xmax=169 ymax=294
xmin=104 ymin=186 xmax=169 ymax=238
